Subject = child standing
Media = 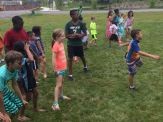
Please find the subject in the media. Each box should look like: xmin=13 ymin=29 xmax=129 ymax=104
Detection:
xmin=90 ymin=16 xmax=97 ymax=46
xmin=32 ymin=26 xmax=47 ymax=79
xmin=51 ymin=29 xmax=70 ymax=111
xmin=65 ymin=9 xmax=88 ymax=80
xmin=125 ymin=10 xmax=134 ymax=41
xmin=125 ymin=29 xmax=160 ymax=90
xmin=27 ymin=31 xmax=39 ymax=82
xmin=14 ymin=41 xmax=45 ymax=121
xmin=0 ymin=50 xmax=28 ymax=121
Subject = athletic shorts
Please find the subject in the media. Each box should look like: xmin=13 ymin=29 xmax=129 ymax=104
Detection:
xmin=109 ymin=34 xmax=118 ymax=41
xmin=127 ymin=58 xmax=143 ymax=75
xmin=3 ymin=88 xmax=23 ymax=114
xmin=55 ymin=70 xmax=66 ymax=77
xmin=67 ymin=45 xmax=84 ymax=58
xmin=91 ymin=34 xmax=97 ymax=39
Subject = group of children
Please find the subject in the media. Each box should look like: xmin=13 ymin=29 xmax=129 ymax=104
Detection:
xmin=0 ymin=8 xmax=161 ymax=122
xmin=105 ymin=9 xmax=134 ymax=47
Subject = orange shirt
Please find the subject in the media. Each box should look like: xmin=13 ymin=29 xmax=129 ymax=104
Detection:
xmin=52 ymin=42 xmax=67 ymax=71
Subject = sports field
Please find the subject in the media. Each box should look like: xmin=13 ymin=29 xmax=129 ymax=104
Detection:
xmin=0 ymin=11 xmax=163 ymax=122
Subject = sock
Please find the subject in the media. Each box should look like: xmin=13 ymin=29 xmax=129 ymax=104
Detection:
xmin=68 ymin=75 xmax=72 ymax=77
xmin=129 ymin=85 xmax=135 ymax=89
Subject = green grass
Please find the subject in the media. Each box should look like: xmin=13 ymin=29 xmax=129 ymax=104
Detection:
xmin=1 ymin=12 xmax=163 ymax=122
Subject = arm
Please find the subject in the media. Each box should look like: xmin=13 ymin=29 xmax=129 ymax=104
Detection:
xmin=52 ymin=52 xmax=55 ymax=71
xmin=24 ymin=43 xmax=34 ymax=61
xmin=36 ymin=40 xmax=45 ymax=57
xmin=12 ymin=80 xmax=28 ymax=106
xmin=138 ymin=51 xmax=160 ymax=60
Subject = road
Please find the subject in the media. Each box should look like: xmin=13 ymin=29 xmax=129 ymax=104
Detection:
xmin=0 ymin=9 xmax=163 ymax=19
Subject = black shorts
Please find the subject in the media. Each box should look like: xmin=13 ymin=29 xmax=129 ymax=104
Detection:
xmin=109 ymin=34 xmax=118 ymax=41
xmin=91 ymin=34 xmax=97 ymax=39
xmin=67 ymin=45 xmax=84 ymax=58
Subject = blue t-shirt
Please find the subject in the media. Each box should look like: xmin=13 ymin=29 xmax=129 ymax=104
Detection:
xmin=126 ymin=39 xmax=140 ymax=63
xmin=0 ymin=65 xmax=18 ymax=92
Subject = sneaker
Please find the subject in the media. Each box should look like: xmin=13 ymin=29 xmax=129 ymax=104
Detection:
xmin=83 ymin=67 xmax=88 ymax=73
xmin=68 ymin=75 xmax=74 ymax=81
xmin=129 ymin=85 xmax=137 ymax=90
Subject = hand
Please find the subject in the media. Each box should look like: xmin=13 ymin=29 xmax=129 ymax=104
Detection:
xmin=22 ymin=99 xmax=28 ymax=108
xmin=0 ymin=112 xmax=5 ymax=121
xmin=24 ymin=42 xmax=30 ymax=51
xmin=153 ymin=55 xmax=160 ymax=60
xmin=3 ymin=113 xmax=11 ymax=122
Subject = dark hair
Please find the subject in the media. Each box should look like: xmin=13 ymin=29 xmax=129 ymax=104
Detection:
xmin=51 ymin=29 xmax=64 ymax=48
xmin=32 ymin=26 xmax=41 ymax=36
xmin=128 ymin=10 xmax=134 ymax=17
xmin=114 ymin=9 xmax=119 ymax=15
xmin=107 ymin=10 xmax=113 ymax=18
xmin=131 ymin=29 xmax=141 ymax=39
xmin=5 ymin=50 xmax=22 ymax=66
xmin=13 ymin=41 xmax=27 ymax=57
xmin=12 ymin=16 xmax=23 ymax=25
xmin=70 ymin=9 xmax=78 ymax=16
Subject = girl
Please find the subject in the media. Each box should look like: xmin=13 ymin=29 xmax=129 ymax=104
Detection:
xmin=51 ymin=29 xmax=71 ymax=111
xmin=32 ymin=26 xmax=47 ymax=79
xmin=105 ymin=10 xmax=114 ymax=39
xmin=125 ymin=10 xmax=134 ymax=41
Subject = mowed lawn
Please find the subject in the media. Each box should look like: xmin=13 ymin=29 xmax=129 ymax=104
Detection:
xmin=0 ymin=12 xmax=163 ymax=122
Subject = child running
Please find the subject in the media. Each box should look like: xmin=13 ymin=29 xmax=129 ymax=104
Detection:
xmin=125 ymin=29 xmax=160 ymax=90
xmin=51 ymin=29 xmax=71 ymax=111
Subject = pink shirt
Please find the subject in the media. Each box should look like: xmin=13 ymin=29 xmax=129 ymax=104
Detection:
xmin=52 ymin=42 xmax=67 ymax=71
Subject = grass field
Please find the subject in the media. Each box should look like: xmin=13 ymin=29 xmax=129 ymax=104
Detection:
xmin=0 ymin=12 xmax=163 ymax=122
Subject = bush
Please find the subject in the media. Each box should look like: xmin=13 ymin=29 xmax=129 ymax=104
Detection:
xmin=55 ymin=0 xmax=63 ymax=10
xmin=91 ymin=0 xmax=97 ymax=9
xmin=150 ymin=0 xmax=156 ymax=8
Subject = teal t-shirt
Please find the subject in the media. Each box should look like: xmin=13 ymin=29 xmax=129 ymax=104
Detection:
xmin=0 ymin=65 xmax=18 ymax=92
xmin=65 ymin=20 xmax=86 ymax=46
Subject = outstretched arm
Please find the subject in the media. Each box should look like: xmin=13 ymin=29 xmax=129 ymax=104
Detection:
xmin=138 ymin=51 xmax=160 ymax=60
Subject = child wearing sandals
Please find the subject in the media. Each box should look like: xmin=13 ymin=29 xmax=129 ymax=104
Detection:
xmin=51 ymin=29 xmax=71 ymax=111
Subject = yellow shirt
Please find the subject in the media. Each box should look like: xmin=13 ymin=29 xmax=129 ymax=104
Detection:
xmin=90 ymin=21 xmax=97 ymax=35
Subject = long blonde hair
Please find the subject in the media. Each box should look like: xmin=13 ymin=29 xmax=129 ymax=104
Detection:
xmin=51 ymin=29 xmax=64 ymax=48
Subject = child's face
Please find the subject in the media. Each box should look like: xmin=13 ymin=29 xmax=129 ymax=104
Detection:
xmin=136 ymin=31 xmax=143 ymax=41
xmin=71 ymin=11 xmax=79 ymax=21
xmin=58 ymin=32 xmax=65 ymax=42
xmin=10 ymin=59 xmax=22 ymax=70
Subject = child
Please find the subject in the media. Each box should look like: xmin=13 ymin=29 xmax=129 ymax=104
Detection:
xmin=125 ymin=29 xmax=160 ymax=90
xmin=117 ymin=13 xmax=125 ymax=43
xmin=27 ymin=31 xmax=39 ymax=82
xmin=79 ymin=16 xmax=89 ymax=50
xmin=109 ymin=21 xmax=119 ymax=47
xmin=65 ymin=9 xmax=88 ymax=80
xmin=125 ymin=10 xmax=134 ymax=41
xmin=0 ymin=50 xmax=28 ymax=121
xmin=13 ymin=41 xmax=45 ymax=120
xmin=0 ymin=34 xmax=4 ymax=63
xmin=51 ymin=29 xmax=71 ymax=111
xmin=32 ymin=26 xmax=47 ymax=79
xmin=90 ymin=16 xmax=97 ymax=46
xmin=105 ymin=10 xmax=114 ymax=39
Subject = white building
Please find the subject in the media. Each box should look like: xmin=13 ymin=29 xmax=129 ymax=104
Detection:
xmin=0 ymin=0 xmax=22 ymax=6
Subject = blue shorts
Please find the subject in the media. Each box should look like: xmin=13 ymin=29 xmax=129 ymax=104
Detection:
xmin=55 ymin=70 xmax=66 ymax=77
xmin=126 ymin=58 xmax=143 ymax=75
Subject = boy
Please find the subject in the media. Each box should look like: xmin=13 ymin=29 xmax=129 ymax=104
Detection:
xmin=90 ymin=16 xmax=97 ymax=46
xmin=65 ymin=9 xmax=88 ymax=80
xmin=126 ymin=29 xmax=160 ymax=90
xmin=0 ymin=51 xmax=28 ymax=121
